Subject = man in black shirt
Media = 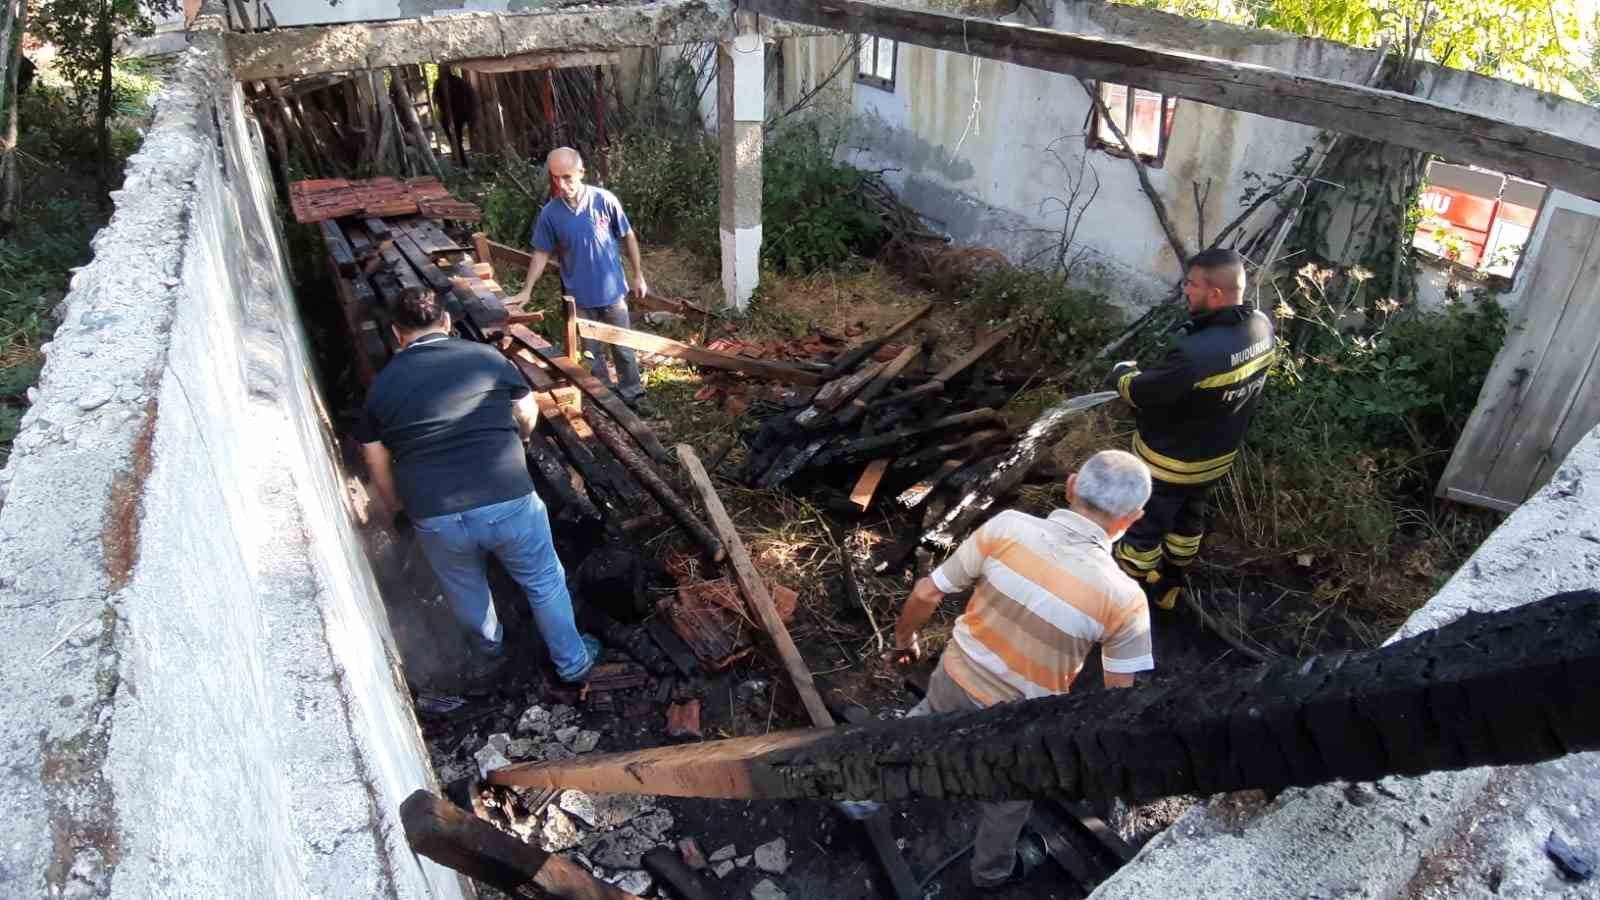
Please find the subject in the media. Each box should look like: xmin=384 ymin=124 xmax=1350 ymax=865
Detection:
xmin=355 ymin=293 xmax=595 ymax=683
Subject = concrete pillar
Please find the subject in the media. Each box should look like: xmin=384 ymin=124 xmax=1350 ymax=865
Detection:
xmin=718 ymin=12 xmax=763 ymax=311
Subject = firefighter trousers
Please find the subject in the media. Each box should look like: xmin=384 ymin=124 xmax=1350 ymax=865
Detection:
xmin=1114 ymin=477 xmax=1212 ymax=583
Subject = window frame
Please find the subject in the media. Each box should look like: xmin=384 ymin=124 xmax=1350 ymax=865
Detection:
xmin=855 ymin=35 xmax=897 ymax=92
xmin=1087 ymin=81 xmax=1178 ymax=168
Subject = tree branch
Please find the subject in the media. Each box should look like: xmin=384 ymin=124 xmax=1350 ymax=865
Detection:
xmin=1078 ymin=78 xmax=1189 ymax=268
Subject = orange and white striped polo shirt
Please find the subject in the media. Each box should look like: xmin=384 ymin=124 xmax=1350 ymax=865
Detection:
xmin=930 ymin=508 xmax=1153 ymax=707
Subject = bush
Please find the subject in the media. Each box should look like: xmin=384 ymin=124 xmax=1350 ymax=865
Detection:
xmin=605 ymin=128 xmax=718 ymax=255
xmin=760 ymin=119 xmax=886 ymax=273
xmin=963 ymin=264 xmax=1122 ymax=366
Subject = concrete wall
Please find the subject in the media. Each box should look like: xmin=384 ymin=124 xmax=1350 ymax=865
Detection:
xmin=1093 ymin=421 xmax=1600 ymax=898
xmin=775 ymin=0 xmax=1600 ymax=310
xmin=0 ymin=35 xmax=464 ymax=899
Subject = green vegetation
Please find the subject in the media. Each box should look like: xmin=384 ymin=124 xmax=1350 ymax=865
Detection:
xmin=0 ymin=55 xmax=162 ymax=464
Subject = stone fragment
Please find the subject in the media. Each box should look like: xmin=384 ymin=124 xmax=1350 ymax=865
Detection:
xmin=76 ymin=383 xmax=113 ymax=411
xmin=751 ymin=878 xmax=787 ymax=900
xmin=633 ymin=808 xmax=675 ymax=842
xmin=517 ymin=704 xmax=553 ymax=735
xmin=609 ymin=869 xmax=654 ymax=896
xmin=714 ymin=860 xmax=736 ymax=879
xmin=560 ymin=790 xmax=601 ymax=829
xmin=506 ymin=738 xmax=537 ymax=759
xmin=550 ymin=704 xmax=575 ymax=722
xmin=541 ymin=807 xmax=582 ymax=852
xmin=554 ymin=725 xmax=580 ymax=744
xmin=486 ymin=732 xmax=511 ymax=752
xmin=570 ymin=729 xmax=601 ymax=753
xmin=474 ymin=743 xmax=510 ymax=779
xmin=753 ymin=838 xmax=789 ymax=874
xmin=541 ymin=743 xmax=577 ymax=764
xmin=736 ymin=855 xmax=751 ymax=867
xmin=710 ymin=844 xmax=737 ymax=862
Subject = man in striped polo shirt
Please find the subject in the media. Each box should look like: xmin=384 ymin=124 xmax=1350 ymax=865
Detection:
xmin=887 ymin=449 xmax=1154 ymax=888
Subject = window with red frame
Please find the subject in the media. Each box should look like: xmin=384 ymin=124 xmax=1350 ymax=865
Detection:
xmin=1089 ymin=82 xmax=1178 ymax=166
xmin=1412 ymin=161 xmax=1546 ymax=279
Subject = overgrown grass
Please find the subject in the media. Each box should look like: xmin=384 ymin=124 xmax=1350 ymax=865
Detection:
xmin=0 ymin=56 xmax=162 ymax=464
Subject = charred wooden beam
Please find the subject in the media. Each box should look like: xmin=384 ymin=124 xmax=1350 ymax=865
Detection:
xmin=820 ymin=302 xmax=932 ymax=381
xmin=923 ymin=392 xmax=1116 ymax=550
xmin=872 ymin=328 xmax=1012 ymax=409
xmin=318 ymin=219 xmax=358 ymax=276
xmin=530 ymin=341 xmax=671 ymax=463
xmin=401 ymin=790 xmax=637 ymax=899
xmin=743 ymin=0 xmax=1600 ymax=200
xmin=815 ymin=408 xmax=1006 ymax=468
xmin=582 ymin=408 xmax=726 ymax=561
xmin=488 ymin=589 xmax=1600 ymax=806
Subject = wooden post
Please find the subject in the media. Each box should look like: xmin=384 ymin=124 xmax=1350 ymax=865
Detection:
xmin=400 ymin=790 xmax=638 ymax=899
xmin=677 ymin=444 xmax=834 ymax=726
xmin=594 ymin=65 xmax=610 ymax=182
xmin=564 ymin=295 xmax=582 ymax=363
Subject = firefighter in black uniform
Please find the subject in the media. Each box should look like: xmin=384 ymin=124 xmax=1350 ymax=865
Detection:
xmin=1109 ymin=248 xmax=1275 ymax=609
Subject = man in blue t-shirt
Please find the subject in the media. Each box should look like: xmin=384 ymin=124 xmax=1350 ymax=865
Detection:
xmin=356 ymin=292 xmax=597 ymax=686
xmin=512 ymin=146 xmax=651 ymax=409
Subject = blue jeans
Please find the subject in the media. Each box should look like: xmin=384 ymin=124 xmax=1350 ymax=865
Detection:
xmin=413 ymin=493 xmax=591 ymax=681
xmin=577 ymin=299 xmax=643 ymax=401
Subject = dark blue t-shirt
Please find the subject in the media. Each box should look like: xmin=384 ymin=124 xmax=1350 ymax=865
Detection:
xmin=354 ymin=335 xmax=533 ymax=519
xmin=530 ymin=186 xmax=633 ymax=308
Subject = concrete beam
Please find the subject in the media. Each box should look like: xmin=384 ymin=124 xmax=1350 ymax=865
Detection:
xmin=717 ymin=10 xmax=763 ymax=310
xmin=224 ymin=0 xmax=731 ymax=81
xmin=744 ymin=0 xmax=1600 ymax=200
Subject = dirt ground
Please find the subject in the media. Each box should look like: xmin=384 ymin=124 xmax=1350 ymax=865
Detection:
xmin=301 ymin=239 xmax=1354 ymax=898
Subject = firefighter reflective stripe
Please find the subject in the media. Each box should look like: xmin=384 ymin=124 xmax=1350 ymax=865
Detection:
xmin=1133 ymin=434 xmax=1235 ymax=484
xmin=1115 ymin=542 xmax=1163 ymax=580
xmin=1192 ymin=350 xmax=1275 ymax=389
xmin=1165 ymin=532 xmax=1202 ymax=565
xmin=1118 ymin=370 xmax=1138 ymax=407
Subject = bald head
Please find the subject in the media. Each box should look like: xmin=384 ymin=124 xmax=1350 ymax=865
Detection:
xmin=547 ymin=147 xmax=586 ymax=203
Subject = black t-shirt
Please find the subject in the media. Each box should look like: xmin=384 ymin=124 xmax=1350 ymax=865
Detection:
xmin=354 ymin=334 xmax=533 ymax=519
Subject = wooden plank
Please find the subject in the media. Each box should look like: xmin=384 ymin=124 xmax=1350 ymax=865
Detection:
xmin=836 ymin=340 xmax=926 ymax=427
xmin=525 ymin=430 xmax=602 ymax=524
xmin=392 ymin=231 xmax=455 ymax=293
xmin=574 ymin=316 xmax=826 ymax=386
xmin=400 ymin=790 xmax=637 ymax=900
xmin=455 ymin=49 xmax=622 ymax=75
xmin=850 ymin=458 xmax=893 ymax=511
xmin=534 ymin=392 xmax=638 ymax=519
xmin=745 ymin=0 xmax=1600 ymax=200
xmin=872 ymin=328 xmax=1012 ymax=408
xmin=815 ymin=408 xmax=1008 ymax=468
xmin=676 ymin=444 xmax=835 ymax=727
xmin=1439 ymin=210 xmax=1600 ymax=504
xmin=556 ymin=398 xmax=653 ymax=511
xmin=380 ymin=243 xmax=425 ymax=301
xmin=564 ymin=296 xmax=582 ymax=362
xmin=363 ymin=216 xmax=392 ymax=241
xmin=582 ymin=408 xmax=726 ymax=561
xmin=531 ymin=343 xmax=672 ymax=464
xmin=1482 ymin=222 xmax=1600 ymax=502
xmin=318 ymin=219 xmax=358 ymax=275
xmin=820 ymin=302 xmax=932 ymax=380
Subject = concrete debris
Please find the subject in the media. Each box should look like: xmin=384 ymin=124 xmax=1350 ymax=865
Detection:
xmin=737 ymin=678 xmax=769 ymax=699
xmin=751 ymin=878 xmax=788 ymax=900
xmin=517 ymin=704 xmax=553 ymax=735
xmin=473 ymin=743 xmax=511 ymax=779
xmin=736 ymin=855 xmax=752 ymax=868
xmin=587 ymin=811 xmax=675 ymax=869
xmin=569 ymin=729 xmax=602 ymax=753
xmin=541 ymin=807 xmax=583 ymax=853
xmin=559 ymin=790 xmax=602 ymax=829
xmin=554 ymin=725 xmax=580 ymax=745
xmin=679 ymin=837 xmax=708 ymax=870
xmin=550 ymin=704 xmax=575 ymax=721
xmin=506 ymin=737 xmax=537 ymax=759
xmin=754 ymin=838 xmax=789 ymax=874
xmin=714 ymin=860 xmax=736 ymax=879
xmin=710 ymin=844 xmax=738 ymax=862
xmin=608 ymin=869 xmax=654 ymax=896
xmin=75 ymin=383 xmax=114 ymax=412
xmin=541 ymin=743 xmax=578 ymax=764
xmin=485 ymin=732 xmax=511 ymax=752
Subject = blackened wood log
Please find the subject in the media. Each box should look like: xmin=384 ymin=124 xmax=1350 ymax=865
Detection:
xmin=534 ymin=393 xmax=636 ymax=521
xmin=319 ymin=219 xmax=358 ymax=275
xmin=814 ymin=408 xmax=1006 ymax=468
xmin=891 ymin=428 xmax=1009 ymax=471
xmin=820 ymin=302 xmax=932 ymax=380
xmin=836 ymin=339 xmax=930 ymax=429
xmin=380 ymin=243 xmax=425 ymax=301
xmin=797 ymin=361 xmax=887 ymax=427
xmin=401 ymin=790 xmax=637 ymax=900
xmin=646 ymin=616 xmax=699 ymax=677
xmin=757 ymin=438 xmax=831 ymax=489
xmin=582 ymin=409 xmax=726 ymax=561
xmin=364 ymin=216 xmax=392 ymax=242
xmin=640 ymin=847 xmax=717 ymax=900
xmin=526 ymin=430 xmax=602 ymax=525
xmin=896 ymin=458 xmax=962 ymax=510
xmin=344 ymin=221 xmax=377 ymax=260
xmin=871 ymin=328 xmax=1012 ymax=409
xmin=924 ymin=392 xmax=1116 ymax=551
xmin=489 ymin=589 xmax=1600 ymax=807
xmin=554 ymin=397 xmax=653 ymax=513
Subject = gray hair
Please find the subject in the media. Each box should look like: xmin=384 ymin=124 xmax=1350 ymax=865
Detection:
xmin=1075 ymin=449 xmax=1152 ymax=518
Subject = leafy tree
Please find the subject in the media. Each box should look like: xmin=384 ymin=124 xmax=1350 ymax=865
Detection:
xmin=1121 ymin=0 xmax=1599 ymax=100
xmin=32 ymin=0 xmax=179 ymax=202
xmin=0 ymin=0 xmax=26 ymax=232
